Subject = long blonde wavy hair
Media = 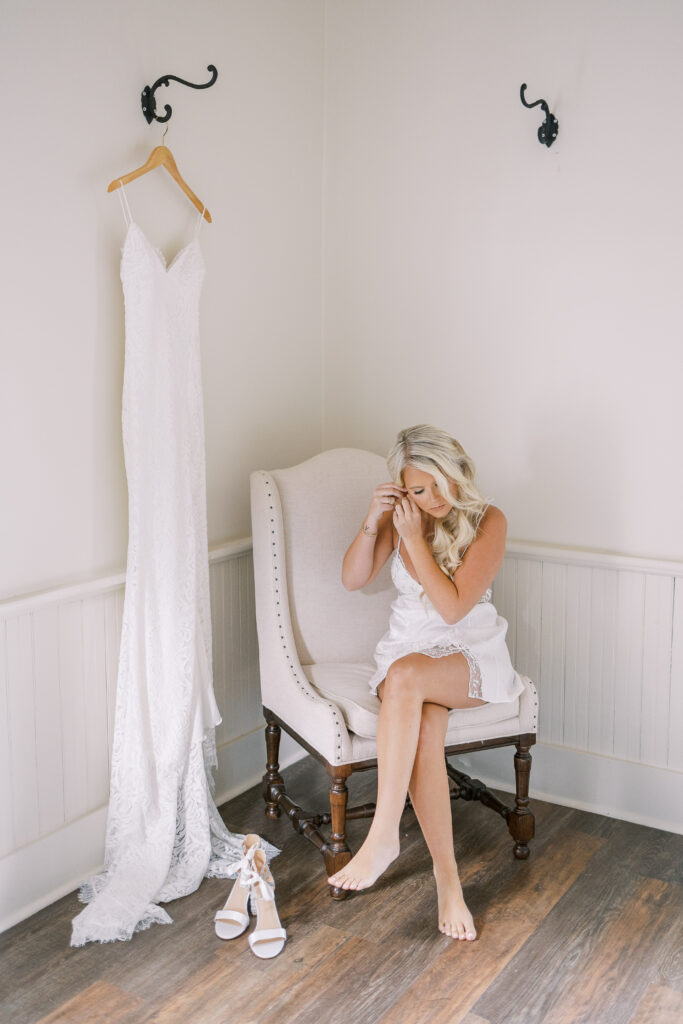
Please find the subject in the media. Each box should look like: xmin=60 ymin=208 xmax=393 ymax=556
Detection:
xmin=387 ymin=424 xmax=488 ymax=579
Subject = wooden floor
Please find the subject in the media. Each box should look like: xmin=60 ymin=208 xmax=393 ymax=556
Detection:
xmin=2 ymin=754 xmax=683 ymax=1024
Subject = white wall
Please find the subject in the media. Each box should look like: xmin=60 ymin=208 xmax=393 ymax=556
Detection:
xmin=0 ymin=0 xmax=325 ymax=602
xmin=322 ymin=0 xmax=683 ymax=562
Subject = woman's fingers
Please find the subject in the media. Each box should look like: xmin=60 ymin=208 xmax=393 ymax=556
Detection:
xmin=369 ymin=484 xmax=405 ymax=520
xmin=376 ymin=486 xmax=405 ymax=509
xmin=377 ymin=484 xmax=405 ymax=498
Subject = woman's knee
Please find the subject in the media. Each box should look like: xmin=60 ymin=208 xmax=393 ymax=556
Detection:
xmin=382 ymin=655 xmax=423 ymax=701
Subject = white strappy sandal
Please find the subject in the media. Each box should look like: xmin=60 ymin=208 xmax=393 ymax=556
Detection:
xmin=246 ymin=848 xmax=287 ymax=960
xmin=214 ymin=834 xmax=262 ymax=940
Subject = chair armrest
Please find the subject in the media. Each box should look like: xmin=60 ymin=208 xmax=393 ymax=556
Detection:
xmin=517 ymin=674 xmax=539 ymax=735
xmin=250 ymin=470 xmax=355 ymax=764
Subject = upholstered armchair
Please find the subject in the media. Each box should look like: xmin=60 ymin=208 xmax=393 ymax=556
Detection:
xmin=250 ymin=449 xmax=537 ymax=898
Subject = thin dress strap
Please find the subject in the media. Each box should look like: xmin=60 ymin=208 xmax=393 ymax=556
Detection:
xmin=194 ymin=206 xmax=206 ymax=238
xmin=117 ymin=180 xmax=133 ymax=227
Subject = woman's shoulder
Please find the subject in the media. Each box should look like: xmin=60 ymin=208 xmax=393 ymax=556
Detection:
xmin=478 ymin=503 xmax=507 ymax=535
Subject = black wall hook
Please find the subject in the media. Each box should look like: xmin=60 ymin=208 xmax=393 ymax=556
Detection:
xmin=141 ymin=64 xmax=218 ymax=125
xmin=520 ymin=84 xmax=558 ymax=148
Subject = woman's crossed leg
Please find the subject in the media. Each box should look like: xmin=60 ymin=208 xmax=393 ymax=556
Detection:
xmin=327 ymin=651 xmax=484 ymax=939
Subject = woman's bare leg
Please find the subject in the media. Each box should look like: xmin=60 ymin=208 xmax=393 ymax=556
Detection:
xmin=327 ymin=651 xmax=484 ymax=896
xmin=408 ymin=702 xmax=476 ymax=940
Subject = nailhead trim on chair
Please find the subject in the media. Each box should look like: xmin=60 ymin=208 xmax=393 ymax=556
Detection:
xmin=261 ymin=473 xmax=347 ymax=763
xmin=528 ymin=678 xmax=538 ymax=731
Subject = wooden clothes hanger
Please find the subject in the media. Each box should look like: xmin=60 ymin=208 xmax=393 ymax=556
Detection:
xmin=107 ymin=139 xmax=212 ymax=223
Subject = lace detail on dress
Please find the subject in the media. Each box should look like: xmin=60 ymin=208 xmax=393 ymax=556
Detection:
xmin=422 ymin=642 xmax=483 ymax=699
xmin=368 ymin=636 xmax=483 ymax=701
xmin=70 ymin=210 xmax=279 ymax=947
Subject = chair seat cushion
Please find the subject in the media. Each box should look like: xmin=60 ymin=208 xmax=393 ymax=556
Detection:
xmin=303 ymin=662 xmax=520 ymax=740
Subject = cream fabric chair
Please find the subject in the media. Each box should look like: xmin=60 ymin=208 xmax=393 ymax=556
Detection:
xmin=250 ymin=449 xmax=537 ymax=897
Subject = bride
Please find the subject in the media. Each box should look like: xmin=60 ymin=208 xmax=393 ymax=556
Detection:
xmin=328 ymin=424 xmax=523 ymax=941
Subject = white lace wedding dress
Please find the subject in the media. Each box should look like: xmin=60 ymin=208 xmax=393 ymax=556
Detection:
xmin=71 ymin=186 xmax=277 ymax=946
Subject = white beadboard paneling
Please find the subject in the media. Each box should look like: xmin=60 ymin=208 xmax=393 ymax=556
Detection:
xmin=588 ymin=568 xmax=618 ymax=757
xmin=669 ymin=578 xmax=683 ymax=772
xmin=613 ymin=571 xmax=646 ymax=763
xmin=539 ymin=561 xmax=566 ymax=746
xmin=58 ymin=602 xmax=88 ymax=823
xmin=245 ymin=556 xmax=261 ymax=705
xmin=218 ymin=553 xmax=263 ymax=744
xmin=104 ymin=589 xmax=123 ymax=765
xmin=563 ymin=565 xmax=592 ymax=751
xmin=32 ymin=607 xmax=64 ymax=836
xmin=510 ymin=552 xmax=681 ymax=771
xmin=505 ymin=542 xmax=682 ymax=577
xmin=453 ymin=742 xmax=683 ymax=838
xmin=0 ymin=621 xmax=15 ymax=858
xmin=205 ymin=551 xmax=266 ymax=769
xmin=492 ymin=557 xmax=517 ymax=666
xmin=0 ymin=806 xmax=108 ymax=936
xmin=210 ymin=554 xmax=227 ymax=748
xmin=82 ymin=597 xmax=110 ymax=810
xmin=5 ymin=616 xmax=40 ymax=848
xmin=640 ymin=574 xmax=674 ymax=769
xmin=228 ymin=554 xmax=246 ymax=739
xmin=513 ymin=558 xmax=542 ymax=683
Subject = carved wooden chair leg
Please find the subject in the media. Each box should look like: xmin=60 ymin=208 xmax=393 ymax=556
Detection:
xmin=262 ymin=717 xmax=285 ymax=819
xmin=324 ymin=765 xmax=353 ymax=900
xmin=508 ymin=740 xmax=535 ymax=859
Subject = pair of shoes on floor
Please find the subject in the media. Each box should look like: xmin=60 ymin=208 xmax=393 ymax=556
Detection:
xmin=214 ymin=833 xmax=286 ymax=960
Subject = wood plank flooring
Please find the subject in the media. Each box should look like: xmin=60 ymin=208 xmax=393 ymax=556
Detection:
xmin=1 ymin=754 xmax=682 ymax=1024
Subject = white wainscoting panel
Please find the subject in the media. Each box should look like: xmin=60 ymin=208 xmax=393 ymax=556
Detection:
xmin=481 ymin=542 xmax=683 ymax=834
xmin=670 ymin=579 xmax=683 ymax=773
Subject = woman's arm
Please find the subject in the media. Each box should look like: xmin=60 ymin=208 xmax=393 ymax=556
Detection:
xmin=342 ymin=482 xmax=406 ymax=590
xmin=396 ymin=501 xmax=507 ymax=623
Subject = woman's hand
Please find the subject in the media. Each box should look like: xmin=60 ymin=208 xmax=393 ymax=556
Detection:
xmin=393 ymin=496 xmax=424 ymax=545
xmin=366 ymin=482 xmax=406 ymax=528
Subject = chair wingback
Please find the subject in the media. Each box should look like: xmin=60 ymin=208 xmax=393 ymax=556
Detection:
xmin=251 ymin=449 xmax=394 ymax=668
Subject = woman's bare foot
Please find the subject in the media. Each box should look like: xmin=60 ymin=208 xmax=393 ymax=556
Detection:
xmin=328 ymin=835 xmax=400 ymax=891
xmin=435 ymin=868 xmax=477 ymax=940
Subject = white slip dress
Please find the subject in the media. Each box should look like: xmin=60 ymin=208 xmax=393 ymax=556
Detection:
xmin=367 ymin=537 xmax=523 ymax=703
xmin=71 ymin=185 xmax=277 ymax=946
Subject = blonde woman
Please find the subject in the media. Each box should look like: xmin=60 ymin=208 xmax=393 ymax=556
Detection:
xmin=328 ymin=425 xmax=523 ymax=941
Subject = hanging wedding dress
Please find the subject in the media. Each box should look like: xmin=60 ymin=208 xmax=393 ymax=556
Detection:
xmin=71 ymin=186 xmax=277 ymax=946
